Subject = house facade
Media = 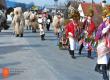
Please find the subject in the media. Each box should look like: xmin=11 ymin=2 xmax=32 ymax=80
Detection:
xmin=78 ymin=3 xmax=102 ymax=22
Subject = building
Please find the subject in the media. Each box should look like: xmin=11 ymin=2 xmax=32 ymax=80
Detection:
xmin=78 ymin=2 xmax=103 ymax=27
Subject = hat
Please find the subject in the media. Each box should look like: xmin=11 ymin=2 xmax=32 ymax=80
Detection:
xmin=87 ymin=9 xmax=94 ymax=17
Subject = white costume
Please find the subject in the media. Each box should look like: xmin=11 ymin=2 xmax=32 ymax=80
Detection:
xmin=38 ymin=15 xmax=45 ymax=40
xmin=12 ymin=7 xmax=24 ymax=37
xmin=24 ymin=11 xmax=30 ymax=30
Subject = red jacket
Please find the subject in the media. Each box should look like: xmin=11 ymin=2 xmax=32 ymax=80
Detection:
xmin=65 ymin=21 xmax=76 ymax=38
xmin=87 ymin=20 xmax=95 ymax=37
xmin=83 ymin=19 xmax=95 ymax=37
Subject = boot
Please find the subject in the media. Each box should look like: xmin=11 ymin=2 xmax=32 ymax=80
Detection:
xmin=69 ymin=50 xmax=72 ymax=56
xmin=87 ymin=50 xmax=93 ymax=59
xmin=57 ymin=33 xmax=59 ymax=38
xmin=16 ymin=34 xmax=19 ymax=37
xmin=20 ymin=34 xmax=23 ymax=37
xmin=95 ymin=64 xmax=102 ymax=74
xmin=32 ymin=28 xmax=36 ymax=33
xmin=102 ymin=64 xmax=109 ymax=80
xmin=42 ymin=34 xmax=45 ymax=40
xmin=71 ymin=50 xmax=76 ymax=59
xmin=46 ymin=24 xmax=50 ymax=31
xmin=78 ymin=43 xmax=83 ymax=55
xmin=29 ymin=26 xmax=31 ymax=30
xmin=26 ymin=26 xmax=28 ymax=30
xmin=41 ymin=35 xmax=43 ymax=40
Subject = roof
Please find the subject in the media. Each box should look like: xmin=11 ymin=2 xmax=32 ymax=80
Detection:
xmin=81 ymin=3 xmax=102 ymax=16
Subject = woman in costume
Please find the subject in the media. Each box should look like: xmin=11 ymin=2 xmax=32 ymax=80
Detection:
xmin=95 ymin=13 xmax=110 ymax=80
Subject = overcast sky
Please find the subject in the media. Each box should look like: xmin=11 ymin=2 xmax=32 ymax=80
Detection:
xmin=9 ymin=0 xmax=110 ymax=6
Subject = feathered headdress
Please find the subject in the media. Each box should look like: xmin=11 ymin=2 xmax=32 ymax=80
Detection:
xmin=68 ymin=7 xmax=80 ymax=20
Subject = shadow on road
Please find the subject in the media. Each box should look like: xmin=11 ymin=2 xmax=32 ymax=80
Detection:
xmin=0 ymin=44 xmax=48 ymax=55
xmin=45 ymin=38 xmax=57 ymax=41
xmin=0 ymin=32 xmax=13 ymax=36
xmin=0 ymin=62 xmax=21 ymax=68
xmin=0 ymin=45 xmax=22 ymax=55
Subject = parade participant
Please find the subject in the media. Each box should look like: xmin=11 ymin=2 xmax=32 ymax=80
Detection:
xmin=38 ymin=14 xmax=45 ymax=40
xmin=65 ymin=10 xmax=80 ymax=59
xmin=52 ymin=12 xmax=62 ymax=38
xmin=78 ymin=13 xmax=95 ymax=58
xmin=95 ymin=14 xmax=110 ymax=80
xmin=10 ymin=11 xmax=14 ymax=20
xmin=20 ymin=12 xmax=25 ymax=37
xmin=0 ymin=10 xmax=5 ymax=31
xmin=0 ymin=9 xmax=9 ymax=31
xmin=24 ymin=10 xmax=31 ymax=30
xmin=30 ymin=11 xmax=37 ymax=33
xmin=12 ymin=7 xmax=24 ymax=37
xmin=46 ymin=13 xmax=52 ymax=31
xmin=42 ymin=11 xmax=48 ymax=30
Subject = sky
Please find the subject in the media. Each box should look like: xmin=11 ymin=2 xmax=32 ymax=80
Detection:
xmin=9 ymin=0 xmax=110 ymax=6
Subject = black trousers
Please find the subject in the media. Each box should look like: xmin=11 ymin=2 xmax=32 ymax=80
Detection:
xmin=46 ymin=23 xmax=50 ymax=31
xmin=107 ymin=58 xmax=110 ymax=70
xmin=79 ymin=43 xmax=92 ymax=57
xmin=87 ymin=49 xmax=91 ymax=57
xmin=101 ymin=64 xmax=109 ymax=80
xmin=79 ymin=43 xmax=84 ymax=55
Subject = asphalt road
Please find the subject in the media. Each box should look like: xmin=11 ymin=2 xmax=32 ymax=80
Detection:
xmin=0 ymin=28 xmax=109 ymax=80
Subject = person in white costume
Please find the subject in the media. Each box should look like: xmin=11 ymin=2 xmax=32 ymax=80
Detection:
xmin=38 ymin=14 xmax=45 ymax=40
xmin=12 ymin=7 xmax=24 ymax=37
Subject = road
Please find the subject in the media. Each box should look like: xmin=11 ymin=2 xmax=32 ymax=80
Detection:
xmin=0 ymin=28 xmax=108 ymax=80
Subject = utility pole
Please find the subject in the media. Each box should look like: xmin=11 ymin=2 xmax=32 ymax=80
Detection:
xmin=54 ymin=0 xmax=58 ymax=13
